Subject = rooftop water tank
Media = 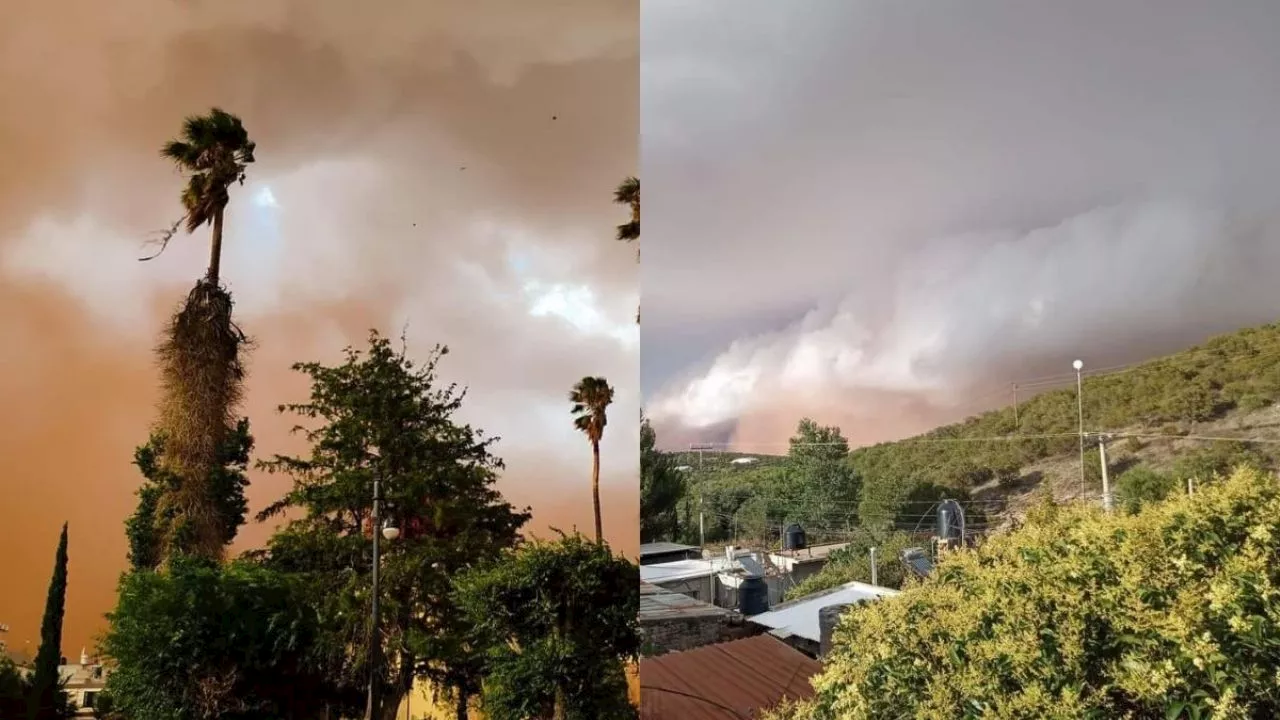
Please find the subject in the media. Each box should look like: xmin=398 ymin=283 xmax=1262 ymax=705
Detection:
xmin=818 ymin=603 xmax=854 ymax=658
xmin=739 ymin=576 xmax=770 ymax=615
xmin=783 ymin=523 xmax=807 ymax=551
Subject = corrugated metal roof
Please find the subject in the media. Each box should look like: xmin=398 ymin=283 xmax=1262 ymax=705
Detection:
xmin=748 ymin=580 xmax=899 ymax=643
xmin=640 ymin=582 xmax=737 ymax=624
xmin=640 ymin=557 xmax=736 ymax=583
xmin=640 ymin=635 xmax=821 ymax=719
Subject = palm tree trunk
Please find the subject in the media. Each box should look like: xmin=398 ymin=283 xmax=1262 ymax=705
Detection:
xmin=207 ymin=205 xmax=224 ymax=284
xmin=454 ymin=691 xmax=468 ymax=720
xmin=592 ymin=440 xmax=602 ymax=543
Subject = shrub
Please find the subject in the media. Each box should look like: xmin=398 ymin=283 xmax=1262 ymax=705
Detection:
xmin=767 ymin=467 xmax=1280 ymax=720
xmin=1113 ymin=466 xmax=1179 ymax=514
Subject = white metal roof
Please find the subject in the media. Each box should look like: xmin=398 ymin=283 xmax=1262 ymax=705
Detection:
xmin=747 ymin=580 xmax=899 ymax=642
xmin=639 ymin=556 xmax=736 ymax=584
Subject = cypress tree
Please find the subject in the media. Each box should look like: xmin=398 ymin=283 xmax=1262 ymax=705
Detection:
xmin=28 ymin=523 xmax=68 ymax=720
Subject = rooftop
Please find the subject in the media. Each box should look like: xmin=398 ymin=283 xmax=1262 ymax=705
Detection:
xmin=640 ymin=542 xmax=701 ymax=557
xmin=640 ymin=634 xmax=821 ymax=719
xmin=748 ymin=580 xmax=899 ymax=643
xmin=639 ymin=582 xmax=738 ymax=625
xmin=770 ymin=541 xmax=851 ymax=564
xmin=640 ymin=557 xmax=735 ymax=584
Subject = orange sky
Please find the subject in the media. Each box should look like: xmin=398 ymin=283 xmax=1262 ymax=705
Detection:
xmin=0 ymin=0 xmax=638 ymax=658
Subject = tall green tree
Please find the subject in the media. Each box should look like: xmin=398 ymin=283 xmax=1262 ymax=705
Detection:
xmin=158 ymin=108 xmax=256 ymax=284
xmin=640 ymin=414 xmax=682 ymax=543
xmin=455 ymin=534 xmax=640 ymax=720
xmin=28 ymin=523 xmax=69 ymax=720
xmin=256 ymin=330 xmax=530 ymax=720
xmin=150 ymin=108 xmax=255 ymax=564
xmin=570 ymin=377 xmax=614 ymax=543
xmin=124 ymin=419 xmax=253 ymax=571
xmin=785 ymin=419 xmax=858 ymax=531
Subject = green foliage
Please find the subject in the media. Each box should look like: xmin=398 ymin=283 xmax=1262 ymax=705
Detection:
xmin=768 ymin=467 xmax=1280 ymax=720
xmin=640 ymin=415 xmax=683 ymax=543
xmin=29 ymin=523 xmax=69 ymax=720
xmin=101 ymin=557 xmax=341 ymax=720
xmin=785 ymin=530 xmax=918 ymax=598
xmin=256 ymin=330 xmax=530 ymax=717
xmin=455 ymin=533 xmax=640 ymax=720
xmin=1170 ymin=442 xmax=1269 ymax=483
xmin=1114 ymin=466 xmax=1180 ymax=514
xmin=0 ymin=654 xmax=29 ymax=720
xmin=125 ymin=418 xmax=252 ymax=571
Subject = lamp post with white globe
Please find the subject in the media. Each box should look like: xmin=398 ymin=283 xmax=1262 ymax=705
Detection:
xmin=365 ymin=468 xmax=399 ymax=720
xmin=1074 ymin=359 xmax=1085 ymax=496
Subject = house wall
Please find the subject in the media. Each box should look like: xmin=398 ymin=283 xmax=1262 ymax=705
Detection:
xmin=641 ymin=613 xmax=764 ymax=657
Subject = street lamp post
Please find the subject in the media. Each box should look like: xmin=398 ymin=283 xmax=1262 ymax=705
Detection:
xmin=366 ymin=472 xmax=399 ymax=720
xmin=1074 ymin=359 xmax=1085 ymax=497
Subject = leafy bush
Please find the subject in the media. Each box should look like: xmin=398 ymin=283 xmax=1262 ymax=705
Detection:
xmin=1113 ymin=466 xmax=1179 ymax=514
xmin=102 ymin=557 xmax=344 ymax=720
xmin=767 ymin=467 xmax=1280 ymax=720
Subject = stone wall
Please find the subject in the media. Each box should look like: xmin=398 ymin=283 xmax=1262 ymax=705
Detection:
xmin=641 ymin=612 xmax=764 ymax=657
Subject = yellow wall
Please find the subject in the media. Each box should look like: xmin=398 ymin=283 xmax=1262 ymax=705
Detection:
xmin=397 ymin=678 xmax=485 ymax=720
xmin=399 ymin=663 xmax=640 ymax=719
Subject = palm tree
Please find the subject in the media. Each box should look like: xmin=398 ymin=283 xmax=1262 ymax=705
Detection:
xmin=570 ymin=377 xmax=614 ymax=543
xmin=613 ymin=176 xmax=639 ymax=323
xmin=160 ymin=108 xmax=256 ymax=285
xmin=149 ymin=109 xmax=254 ymax=563
xmin=613 ymin=176 xmax=639 ymax=245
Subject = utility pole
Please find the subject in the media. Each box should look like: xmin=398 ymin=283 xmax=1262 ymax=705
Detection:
xmin=1074 ymin=359 xmax=1085 ymax=497
xmin=1098 ymin=434 xmax=1113 ymax=513
xmin=1188 ymin=477 xmax=1195 ymax=496
xmin=1013 ymin=383 xmax=1019 ymax=431
xmin=698 ymin=495 xmax=706 ymax=548
xmin=366 ymin=473 xmax=381 ymax=720
xmin=869 ymin=547 xmax=879 ymax=586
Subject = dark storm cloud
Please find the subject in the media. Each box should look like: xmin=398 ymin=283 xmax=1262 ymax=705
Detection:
xmin=0 ymin=0 xmax=637 ymax=656
xmin=642 ymin=0 xmax=1280 ymax=448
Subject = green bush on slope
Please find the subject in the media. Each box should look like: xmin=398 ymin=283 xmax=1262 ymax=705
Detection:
xmin=767 ymin=467 xmax=1280 ymax=720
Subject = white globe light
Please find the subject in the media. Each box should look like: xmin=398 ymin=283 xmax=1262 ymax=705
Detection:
xmin=382 ymin=526 xmax=401 ymax=541
xmin=1072 ymin=359 xmax=1083 ymax=370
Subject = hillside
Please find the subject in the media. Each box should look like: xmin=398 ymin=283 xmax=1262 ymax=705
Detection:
xmin=661 ymin=320 xmax=1280 ymax=541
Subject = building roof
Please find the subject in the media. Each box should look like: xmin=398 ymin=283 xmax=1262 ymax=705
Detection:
xmin=748 ymin=580 xmax=899 ymax=643
xmin=640 ymin=634 xmax=821 ymax=719
xmin=640 ymin=542 xmax=700 ymax=557
xmin=640 ymin=557 xmax=735 ymax=584
xmin=640 ymin=582 xmax=737 ymax=625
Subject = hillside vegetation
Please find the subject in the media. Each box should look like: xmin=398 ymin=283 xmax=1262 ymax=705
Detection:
xmin=658 ymin=321 xmax=1280 ymax=553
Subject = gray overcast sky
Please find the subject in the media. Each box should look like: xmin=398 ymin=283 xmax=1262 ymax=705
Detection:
xmin=642 ymin=0 xmax=1280 ymax=449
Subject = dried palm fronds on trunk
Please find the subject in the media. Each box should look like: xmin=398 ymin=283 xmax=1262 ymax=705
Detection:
xmin=154 ymin=279 xmax=248 ymax=562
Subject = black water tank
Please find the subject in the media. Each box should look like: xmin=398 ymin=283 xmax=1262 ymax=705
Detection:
xmin=783 ymin=523 xmax=807 ymax=551
xmin=819 ymin=603 xmax=854 ymax=658
xmin=739 ymin=576 xmax=770 ymax=615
